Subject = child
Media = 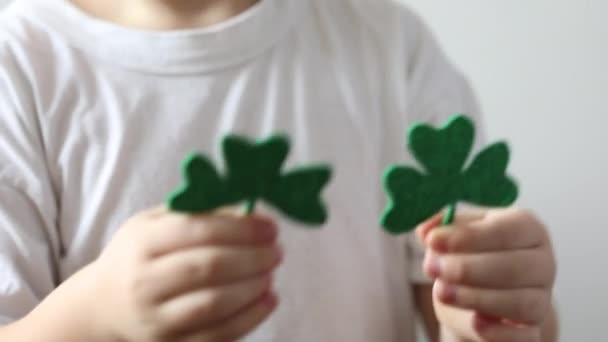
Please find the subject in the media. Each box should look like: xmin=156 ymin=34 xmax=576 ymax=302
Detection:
xmin=0 ymin=0 xmax=557 ymax=341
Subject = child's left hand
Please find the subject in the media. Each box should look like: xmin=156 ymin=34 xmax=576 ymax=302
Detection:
xmin=417 ymin=208 xmax=557 ymax=341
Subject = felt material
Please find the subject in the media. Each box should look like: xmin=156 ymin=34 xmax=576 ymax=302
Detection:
xmin=167 ymin=153 xmax=235 ymax=212
xmin=410 ymin=115 xmax=474 ymax=176
xmin=381 ymin=114 xmax=518 ymax=234
xmin=223 ymin=135 xmax=289 ymax=210
xmin=265 ymin=167 xmax=332 ymax=225
xmin=167 ymin=134 xmax=332 ymax=226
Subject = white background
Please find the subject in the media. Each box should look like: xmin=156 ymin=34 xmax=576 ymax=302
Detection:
xmin=1 ymin=0 xmax=606 ymax=340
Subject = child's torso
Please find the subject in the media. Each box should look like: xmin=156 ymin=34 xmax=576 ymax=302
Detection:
xmin=0 ymin=0 xmax=430 ymax=340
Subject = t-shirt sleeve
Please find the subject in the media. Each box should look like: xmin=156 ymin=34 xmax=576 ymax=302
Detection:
xmin=395 ymin=7 xmax=487 ymax=284
xmin=0 ymin=48 xmax=60 ymax=323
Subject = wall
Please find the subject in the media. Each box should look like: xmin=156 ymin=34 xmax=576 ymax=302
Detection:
xmin=404 ymin=1 xmax=608 ymax=341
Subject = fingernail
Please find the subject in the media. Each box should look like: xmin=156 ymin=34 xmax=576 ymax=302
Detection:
xmin=263 ymin=291 xmax=279 ymax=309
xmin=474 ymin=314 xmax=500 ymax=334
xmin=253 ymin=218 xmax=278 ymax=242
xmin=262 ymin=273 xmax=274 ymax=288
xmin=424 ymin=252 xmax=442 ymax=278
xmin=437 ymin=282 xmax=457 ymax=303
xmin=417 ymin=215 xmax=443 ymax=241
xmin=273 ymin=245 xmax=284 ymax=266
xmin=430 ymin=235 xmax=448 ymax=253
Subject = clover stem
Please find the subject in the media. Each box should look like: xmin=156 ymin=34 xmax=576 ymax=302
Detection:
xmin=245 ymin=198 xmax=256 ymax=215
xmin=442 ymin=202 xmax=457 ymax=226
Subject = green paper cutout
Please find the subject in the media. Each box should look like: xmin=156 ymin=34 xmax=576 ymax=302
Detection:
xmin=167 ymin=134 xmax=332 ymax=226
xmin=381 ymin=114 xmax=519 ymax=234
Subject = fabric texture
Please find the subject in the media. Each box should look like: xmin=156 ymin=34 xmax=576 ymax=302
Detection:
xmin=0 ymin=0 xmax=483 ymax=340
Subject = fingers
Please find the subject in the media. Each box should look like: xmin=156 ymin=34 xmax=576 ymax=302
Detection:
xmin=179 ymin=291 xmax=278 ymax=342
xmin=473 ymin=313 xmax=542 ymax=342
xmin=421 ymin=208 xmax=555 ymax=341
xmin=147 ymin=244 xmax=283 ymax=301
xmin=434 ymin=280 xmax=551 ymax=325
xmin=143 ymin=213 xmax=278 ymax=257
xmin=158 ymin=274 xmax=273 ymax=334
xmin=425 ymin=209 xmax=547 ymax=253
xmin=416 ymin=213 xmax=444 ymax=241
xmin=437 ymin=305 xmax=542 ymax=342
xmin=416 ymin=208 xmax=487 ymax=241
xmin=423 ymin=249 xmax=553 ymax=288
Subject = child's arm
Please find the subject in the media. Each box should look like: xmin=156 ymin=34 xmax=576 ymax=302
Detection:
xmin=0 ymin=207 xmax=281 ymax=341
xmin=0 ymin=263 xmax=117 ymax=341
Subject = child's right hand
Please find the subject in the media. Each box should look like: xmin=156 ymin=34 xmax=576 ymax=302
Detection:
xmin=90 ymin=206 xmax=282 ymax=342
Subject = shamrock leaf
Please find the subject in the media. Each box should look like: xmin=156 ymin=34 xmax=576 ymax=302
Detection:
xmin=409 ymin=115 xmax=474 ymax=175
xmin=167 ymin=153 xmax=236 ymax=212
xmin=167 ymin=134 xmax=332 ymax=226
xmin=381 ymin=167 xmax=461 ymax=235
xmin=222 ymin=135 xmax=290 ymax=212
xmin=265 ymin=166 xmax=332 ymax=225
xmin=381 ymin=114 xmax=518 ymax=234
xmin=462 ymin=142 xmax=519 ymax=206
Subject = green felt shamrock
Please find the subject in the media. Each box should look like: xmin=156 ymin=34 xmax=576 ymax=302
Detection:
xmin=381 ymin=114 xmax=519 ymax=234
xmin=167 ymin=134 xmax=332 ymax=226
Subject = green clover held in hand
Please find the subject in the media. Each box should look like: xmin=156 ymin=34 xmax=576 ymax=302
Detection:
xmin=381 ymin=114 xmax=519 ymax=234
xmin=167 ymin=134 xmax=332 ymax=226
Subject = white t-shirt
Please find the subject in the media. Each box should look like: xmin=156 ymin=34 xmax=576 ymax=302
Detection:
xmin=0 ymin=0 xmax=483 ymax=340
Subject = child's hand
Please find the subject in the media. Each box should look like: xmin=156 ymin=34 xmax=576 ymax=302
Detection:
xmin=418 ymin=208 xmax=556 ymax=341
xmin=90 ymin=207 xmax=282 ymax=342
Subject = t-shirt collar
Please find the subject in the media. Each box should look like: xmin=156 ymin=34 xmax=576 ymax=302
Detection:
xmin=25 ymin=0 xmax=301 ymax=74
